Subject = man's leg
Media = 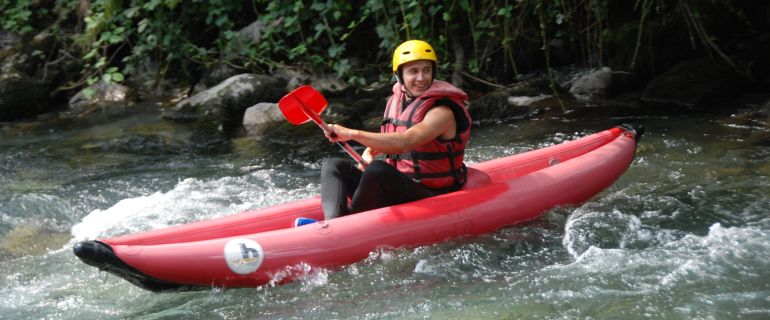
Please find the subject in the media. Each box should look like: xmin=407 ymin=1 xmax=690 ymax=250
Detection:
xmin=349 ymin=160 xmax=435 ymax=214
xmin=320 ymin=158 xmax=362 ymax=220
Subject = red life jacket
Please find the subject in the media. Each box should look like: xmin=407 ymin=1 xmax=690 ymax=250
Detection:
xmin=381 ymin=80 xmax=471 ymax=192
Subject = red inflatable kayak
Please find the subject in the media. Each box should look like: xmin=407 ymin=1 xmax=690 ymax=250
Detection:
xmin=73 ymin=125 xmax=642 ymax=292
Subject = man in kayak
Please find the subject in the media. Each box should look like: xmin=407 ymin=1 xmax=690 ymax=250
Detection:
xmin=296 ymin=40 xmax=471 ymax=226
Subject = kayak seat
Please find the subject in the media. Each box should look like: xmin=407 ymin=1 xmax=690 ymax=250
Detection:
xmin=462 ymin=167 xmax=492 ymax=190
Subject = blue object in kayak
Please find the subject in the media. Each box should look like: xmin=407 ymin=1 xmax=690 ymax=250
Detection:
xmin=294 ymin=217 xmax=317 ymax=227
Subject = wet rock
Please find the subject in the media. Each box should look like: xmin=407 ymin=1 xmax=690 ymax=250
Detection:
xmin=468 ymin=79 xmax=552 ymax=124
xmin=762 ymin=98 xmax=770 ymax=115
xmin=68 ymin=81 xmax=138 ymax=113
xmin=507 ymin=94 xmax=553 ymax=107
xmin=641 ymin=59 xmax=750 ymax=110
xmin=568 ymin=67 xmax=613 ymax=101
xmin=164 ymin=73 xmax=285 ymax=137
xmin=242 ymin=102 xmax=284 ymax=137
xmin=723 ymin=96 xmax=770 ymax=147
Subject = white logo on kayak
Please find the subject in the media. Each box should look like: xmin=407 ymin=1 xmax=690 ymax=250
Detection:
xmin=224 ymin=239 xmax=264 ymax=275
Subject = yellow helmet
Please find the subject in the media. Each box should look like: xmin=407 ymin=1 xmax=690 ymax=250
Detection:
xmin=392 ymin=40 xmax=437 ymax=73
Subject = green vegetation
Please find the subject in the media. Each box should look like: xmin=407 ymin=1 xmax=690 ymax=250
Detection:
xmin=0 ymin=0 xmax=762 ymax=91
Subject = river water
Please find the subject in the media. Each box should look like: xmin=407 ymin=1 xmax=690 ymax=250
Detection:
xmin=1 ymin=103 xmax=769 ymax=319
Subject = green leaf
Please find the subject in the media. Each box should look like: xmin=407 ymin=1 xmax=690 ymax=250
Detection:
xmin=138 ymin=19 xmax=149 ymax=33
xmin=94 ymin=57 xmax=106 ymax=69
xmin=328 ymin=44 xmax=344 ymax=58
xmin=82 ymin=87 xmax=97 ymax=99
xmin=109 ymin=34 xmax=123 ymax=44
xmin=83 ymin=49 xmax=97 ymax=60
xmin=497 ymin=7 xmax=512 ymax=17
xmin=111 ymin=72 xmax=125 ymax=82
xmin=556 ymin=13 xmax=565 ymax=25
xmin=334 ymin=58 xmax=351 ymax=77
xmin=215 ymin=15 xmax=229 ymax=27
xmin=289 ymin=43 xmax=307 ymax=59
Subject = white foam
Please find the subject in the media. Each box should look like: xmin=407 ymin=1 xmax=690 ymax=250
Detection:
xmin=70 ymin=169 xmax=317 ymax=241
xmin=555 ymin=223 xmax=770 ymax=295
xmin=563 ymin=207 xmax=648 ymax=258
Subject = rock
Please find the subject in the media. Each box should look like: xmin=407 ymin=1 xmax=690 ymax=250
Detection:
xmin=164 ymin=73 xmax=286 ymax=137
xmin=126 ymin=57 xmax=176 ymax=96
xmin=272 ymin=69 xmax=351 ymax=98
xmin=756 ymin=98 xmax=770 ymax=116
xmin=468 ymin=79 xmax=551 ymax=124
xmin=312 ymin=74 xmax=350 ymax=95
xmin=0 ymin=30 xmax=18 ymax=49
xmin=273 ymin=68 xmax=312 ymax=91
xmin=198 ymin=62 xmax=242 ymax=89
xmin=507 ymin=94 xmax=552 ymax=107
xmin=0 ymin=31 xmax=80 ymax=120
xmin=0 ymin=71 xmax=49 ymax=121
xmin=641 ymin=59 xmax=749 ymax=109
xmin=236 ymin=20 xmax=265 ymax=49
xmin=242 ymin=102 xmax=284 ymax=137
xmin=569 ymin=67 xmax=612 ymax=101
xmin=80 ymin=134 xmax=179 ymax=155
xmin=68 ymin=81 xmax=137 ymax=112
xmin=29 ymin=31 xmax=57 ymax=56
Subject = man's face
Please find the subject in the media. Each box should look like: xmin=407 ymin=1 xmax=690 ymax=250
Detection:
xmin=401 ymin=60 xmax=433 ymax=96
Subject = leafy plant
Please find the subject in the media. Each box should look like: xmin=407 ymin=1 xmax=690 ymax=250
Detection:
xmin=1 ymin=0 xmax=760 ymax=93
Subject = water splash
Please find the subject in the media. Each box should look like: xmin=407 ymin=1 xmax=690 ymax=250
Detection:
xmin=70 ymin=169 xmax=318 ymax=241
xmin=527 ymin=223 xmax=770 ymax=318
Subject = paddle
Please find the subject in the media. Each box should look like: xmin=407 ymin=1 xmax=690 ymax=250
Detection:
xmin=278 ymin=85 xmax=368 ymax=168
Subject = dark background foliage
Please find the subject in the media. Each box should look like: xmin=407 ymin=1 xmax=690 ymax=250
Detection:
xmin=2 ymin=0 xmax=768 ymax=94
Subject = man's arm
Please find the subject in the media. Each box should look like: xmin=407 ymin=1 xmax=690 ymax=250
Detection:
xmin=327 ymin=105 xmax=456 ymax=154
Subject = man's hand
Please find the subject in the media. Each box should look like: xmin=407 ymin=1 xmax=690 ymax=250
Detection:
xmin=325 ymin=124 xmax=357 ymax=142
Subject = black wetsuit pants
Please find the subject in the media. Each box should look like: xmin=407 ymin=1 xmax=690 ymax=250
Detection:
xmin=321 ymin=158 xmax=437 ymax=220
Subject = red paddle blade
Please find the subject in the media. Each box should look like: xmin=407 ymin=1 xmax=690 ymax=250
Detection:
xmin=278 ymin=85 xmax=328 ymax=125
